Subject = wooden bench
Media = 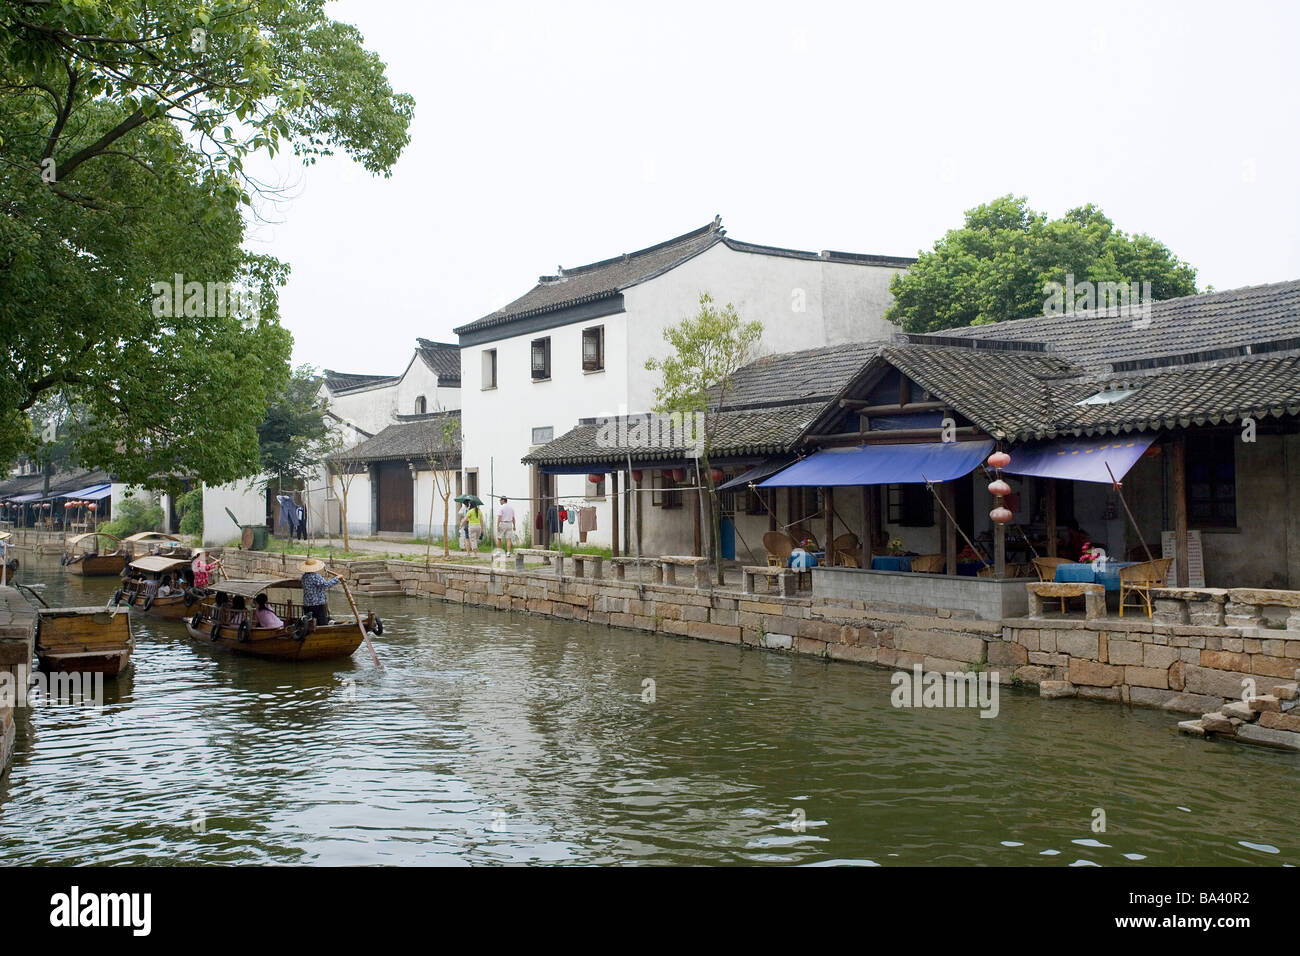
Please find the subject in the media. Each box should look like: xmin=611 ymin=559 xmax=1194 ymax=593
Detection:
xmin=742 ymin=565 xmax=795 ymax=597
xmin=658 ymin=555 xmax=710 ymax=589
xmin=1026 ymin=581 xmax=1106 ymax=621
xmin=609 ymin=557 xmax=661 ymax=583
xmin=513 ymin=548 xmax=565 ymax=577
xmin=570 ymin=554 xmax=604 ymax=580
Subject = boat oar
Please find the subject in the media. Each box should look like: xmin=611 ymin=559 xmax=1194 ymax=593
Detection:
xmin=336 ymin=574 xmax=383 ymax=669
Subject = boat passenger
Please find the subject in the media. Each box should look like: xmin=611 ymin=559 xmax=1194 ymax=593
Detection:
xmin=252 ymin=593 xmax=284 ymax=629
xmin=228 ymin=595 xmax=247 ymax=625
xmin=299 ymin=558 xmax=339 ymax=625
xmin=157 ymin=574 xmax=174 ymax=597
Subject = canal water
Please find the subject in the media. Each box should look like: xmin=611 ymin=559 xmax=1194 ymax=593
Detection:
xmin=1 ymin=555 xmax=1297 ymax=866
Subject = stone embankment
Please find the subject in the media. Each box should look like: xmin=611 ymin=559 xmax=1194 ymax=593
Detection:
xmin=0 ymin=587 xmax=38 ymax=775
xmin=212 ymin=549 xmax=1300 ymax=744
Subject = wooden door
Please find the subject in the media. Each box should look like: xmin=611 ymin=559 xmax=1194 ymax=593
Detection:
xmin=376 ymin=462 xmax=414 ymax=533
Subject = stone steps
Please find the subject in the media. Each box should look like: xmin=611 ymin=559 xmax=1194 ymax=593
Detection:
xmin=1177 ymin=678 xmax=1300 ymax=750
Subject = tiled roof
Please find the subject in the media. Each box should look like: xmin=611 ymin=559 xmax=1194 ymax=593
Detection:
xmin=416 ymin=338 xmax=461 ymax=385
xmin=937 ymin=278 xmax=1300 ymax=370
xmin=328 ymin=411 xmax=461 ymax=465
xmin=0 ymin=467 xmax=113 ymax=498
xmin=322 ymin=370 xmax=399 ymax=394
xmin=715 ymin=342 xmax=882 ymax=409
xmin=455 ymin=217 xmax=917 ymax=337
xmin=522 ymin=403 xmax=823 ymax=467
xmin=455 ymin=221 xmax=725 ymax=335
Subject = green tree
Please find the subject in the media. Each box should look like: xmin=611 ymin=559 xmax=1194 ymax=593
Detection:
xmin=258 ymin=364 xmax=329 ymax=488
xmin=0 ymin=1 xmax=414 ymax=483
xmin=645 ymin=293 xmax=762 ymax=584
xmin=886 ymin=195 xmax=1199 ymax=333
xmin=176 ymin=487 xmax=202 ymax=536
xmin=100 ymin=490 xmax=164 ymax=537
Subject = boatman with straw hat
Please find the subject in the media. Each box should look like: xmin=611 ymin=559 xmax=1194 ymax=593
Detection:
xmin=300 ymin=558 xmax=340 ymax=626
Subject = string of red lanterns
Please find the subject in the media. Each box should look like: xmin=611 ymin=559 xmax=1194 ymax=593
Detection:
xmin=987 ymin=451 xmax=1013 ymax=524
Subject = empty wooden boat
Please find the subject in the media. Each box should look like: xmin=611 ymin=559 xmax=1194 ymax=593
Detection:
xmin=35 ymin=606 xmax=133 ymax=675
xmin=62 ymin=532 xmax=127 ymax=577
xmin=183 ymin=578 xmax=382 ymax=662
xmin=121 ymin=531 xmax=192 ymax=561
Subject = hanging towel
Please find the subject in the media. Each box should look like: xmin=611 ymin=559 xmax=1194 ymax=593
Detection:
xmin=578 ymin=506 xmax=597 ymax=535
xmin=566 ymin=509 xmax=575 ymax=526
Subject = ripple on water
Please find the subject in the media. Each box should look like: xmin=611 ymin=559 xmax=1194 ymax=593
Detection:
xmin=2 ymin=562 xmax=1299 ymax=865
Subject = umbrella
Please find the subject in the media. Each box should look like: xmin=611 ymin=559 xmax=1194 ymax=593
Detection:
xmin=454 ymin=494 xmax=483 ymax=507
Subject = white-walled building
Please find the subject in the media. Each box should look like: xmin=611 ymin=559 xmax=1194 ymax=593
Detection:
xmin=201 ymin=339 xmax=461 ymax=545
xmin=454 ymin=217 xmax=913 ymax=550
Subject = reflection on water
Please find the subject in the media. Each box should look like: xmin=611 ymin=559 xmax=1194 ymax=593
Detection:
xmin=1 ymin=555 xmax=1298 ymax=865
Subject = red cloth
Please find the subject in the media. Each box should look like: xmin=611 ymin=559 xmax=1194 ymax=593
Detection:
xmin=535 ymin=511 xmax=543 ymax=530
xmin=559 ymin=508 xmax=568 ymax=521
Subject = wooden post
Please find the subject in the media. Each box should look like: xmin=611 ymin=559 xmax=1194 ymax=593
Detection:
xmin=941 ymin=483 xmax=957 ymax=575
xmin=768 ymin=489 xmax=777 ymax=532
xmin=1172 ymin=433 xmax=1189 ymax=587
xmin=824 ymin=487 xmax=834 ymax=562
xmin=860 ymin=485 xmax=872 ymax=567
xmin=610 ymin=471 xmax=619 ymax=558
xmin=1045 ymin=478 xmax=1058 ymax=558
xmin=692 ymin=467 xmax=702 ymax=557
xmin=994 ymin=522 xmax=1006 ymax=578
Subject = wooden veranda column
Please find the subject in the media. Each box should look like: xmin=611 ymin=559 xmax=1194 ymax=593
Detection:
xmin=941 ymin=482 xmax=957 ymax=576
xmin=824 ymin=487 xmax=834 ymax=561
xmin=610 ymin=471 xmax=619 ymax=558
xmin=860 ymin=485 xmax=873 ymax=567
xmin=1172 ymin=434 xmax=1189 ymax=587
xmin=1045 ymin=478 xmax=1058 ymax=558
xmin=768 ymin=489 xmax=777 ymax=532
xmin=692 ymin=466 xmax=702 ymax=557
xmin=994 ymin=522 xmax=1006 ymax=578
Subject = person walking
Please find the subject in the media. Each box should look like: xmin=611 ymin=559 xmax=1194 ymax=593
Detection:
xmin=456 ymin=501 xmax=468 ymax=552
xmin=496 ymin=496 xmax=516 ymax=554
xmin=299 ymin=558 xmax=340 ymax=626
xmin=464 ymin=502 xmax=485 ymax=553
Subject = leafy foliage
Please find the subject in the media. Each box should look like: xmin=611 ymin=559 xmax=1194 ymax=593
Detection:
xmin=885 ymin=195 xmax=1199 ymax=333
xmin=100 ymin=490 xmax=163 ymax=537
xmin=258 ymin=364 xmax=329 ymax=485
xmin=176 ymin=487 xmax=202 ymax=536
xmin=645 ymin=293 xmax=762 ymax=582
xmin=0 ymin=1 xmax=414 ymax=484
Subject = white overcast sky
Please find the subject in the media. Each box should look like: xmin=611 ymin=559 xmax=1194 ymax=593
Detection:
xmin=242 ymin=0 xmax=1300 ymax=375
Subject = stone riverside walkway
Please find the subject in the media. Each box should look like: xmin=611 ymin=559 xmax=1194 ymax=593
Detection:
xmin=0 ymin=587 xmax=38 ymax=775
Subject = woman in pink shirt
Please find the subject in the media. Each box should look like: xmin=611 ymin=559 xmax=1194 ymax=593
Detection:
xmin=192 ymin=550 xmax=219 ymax=588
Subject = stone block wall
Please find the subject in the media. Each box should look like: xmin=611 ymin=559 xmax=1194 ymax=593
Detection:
xmin=0 ymin=588 xmax=37 ymax=776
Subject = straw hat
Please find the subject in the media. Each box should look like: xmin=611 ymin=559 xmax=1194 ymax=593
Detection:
xmin=299 ymin=558 xmax=326 ymax=573
xmin=0 ymin=531 xmax=9 ymax=541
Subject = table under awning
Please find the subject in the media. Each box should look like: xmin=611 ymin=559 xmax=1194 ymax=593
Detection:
xmin=1002 ymin=434 xmax=1156 ymax=484
xmin=717 ymin=457 xmax=793 ymax=492
xmin=757 ymin=440 xmax=995 ymax=488
xmin=57 ymin=483 xmax=112 ymax=500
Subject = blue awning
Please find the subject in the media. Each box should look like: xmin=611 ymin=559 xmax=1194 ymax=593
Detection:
xmin=7 ymin=492 xmax=41 ymax=503
xmin=57 ymin=483 xmax=111 ymax=500
xmin=1003 ymin=434 xmax=1156 ymax=484
xmin=758 ymin=440 xmax=995 ymax=488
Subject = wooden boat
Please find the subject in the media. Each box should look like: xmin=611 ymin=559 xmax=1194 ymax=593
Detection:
xmin=62 ymin=532 xmax=127 ymax=577
xmin=183 ymin=578 xmax=382 ymax=662
xmin=116 ymin=555 xmax=207 ymax=620
xmin=35 ymin=605 xmax=133 ymax=675
xmin=121 ymin=531 xmax=192 ymax=561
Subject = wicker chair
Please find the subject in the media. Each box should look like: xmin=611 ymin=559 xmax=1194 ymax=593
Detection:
xmin=1119 ymin=557 xmax=1175 ymax=618
xmin=910 ymin=553 xmax=946 ymax=574
xmin=831 ymin=533 xmax=861 ymax=568
xmin=763 ymin=531 xmax=795 ymax=568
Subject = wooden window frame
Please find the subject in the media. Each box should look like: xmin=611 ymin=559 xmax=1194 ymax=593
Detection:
xmin=531 ymin=337 xmax=551 ymax=381
xmin=481 ymin=349 xmax=497 ymax=390
xmin=582 ymin=326 xmax=605 ymax=373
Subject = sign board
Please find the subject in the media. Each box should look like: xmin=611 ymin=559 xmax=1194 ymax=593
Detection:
xmin=1161 ymin=530 xmax=1204 ymax=587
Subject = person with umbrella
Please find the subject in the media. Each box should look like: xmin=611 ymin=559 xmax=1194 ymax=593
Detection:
xmin=456 ymin=494 xmax=485 ymax=554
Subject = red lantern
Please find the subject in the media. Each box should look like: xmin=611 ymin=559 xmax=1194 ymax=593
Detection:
xmin=670 ymin=468 xmax=685 ymax=482
xmin=989 ymin=506 xmax=1013 ymax=524
xmin=631 ymin=470 xmax=643 ymax=483
xmin=88 ymin=503 xmax=97 ymax=512
xmin=587 ymin=473 xmax=604 ymax=484
xmin=710 ymin=468 xmax=724 ymax=484
xmin=988 ymin=451 xmax=1011 ymax=470
xmin=988 ymin=479 xmax=1011 ymax=497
